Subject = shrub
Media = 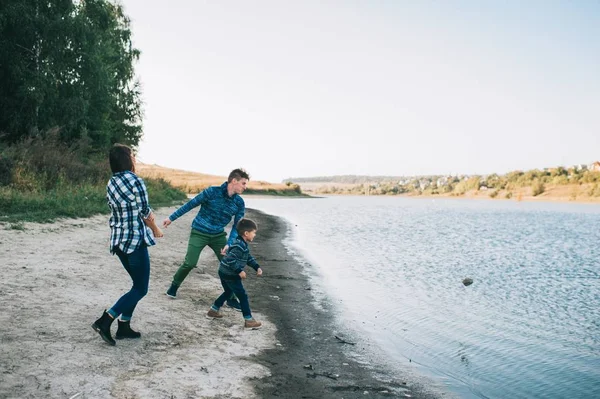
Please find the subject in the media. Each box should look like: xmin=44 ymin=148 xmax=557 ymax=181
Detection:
xmin=2 ymin=130 xmax=109 ymax=190
xmin=532 ymin=180 xmax=545 ymax=196
xmin=0 ymin=155 xmax=13 ymax=186
xmin=588 ymin=183 xmax=600 ymax=197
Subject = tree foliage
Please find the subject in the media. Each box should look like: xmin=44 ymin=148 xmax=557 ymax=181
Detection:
xmin=0 ymin=0 xmax=142 ymax=150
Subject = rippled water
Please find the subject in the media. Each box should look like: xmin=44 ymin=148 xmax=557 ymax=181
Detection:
xmin=246 ymin=196 xmax=600 ymax=399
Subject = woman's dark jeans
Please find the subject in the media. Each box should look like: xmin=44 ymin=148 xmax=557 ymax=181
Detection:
xmin=108 ymin=244 xmax=150 ymax=321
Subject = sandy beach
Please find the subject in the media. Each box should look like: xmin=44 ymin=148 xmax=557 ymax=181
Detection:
xmin=0 ymin=206 xmax=447 ymax=399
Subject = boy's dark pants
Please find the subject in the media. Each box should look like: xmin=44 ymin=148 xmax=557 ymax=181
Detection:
xmin=214 ymin=271 xmax=252 ymax=318
xmin=172 ymin=230 xmax=226 ymax=286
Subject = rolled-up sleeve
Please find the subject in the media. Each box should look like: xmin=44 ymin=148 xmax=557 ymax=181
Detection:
xmin=134 ymin=177 xmax=152 ymax=219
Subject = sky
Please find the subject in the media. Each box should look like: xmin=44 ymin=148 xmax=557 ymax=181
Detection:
xmin=122 ymin=0 xmax=600 ymax=183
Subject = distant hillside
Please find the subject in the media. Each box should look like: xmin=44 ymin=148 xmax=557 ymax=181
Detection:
xmin=283 ymin=163 xmax=600 ymax=203
xmin=284 ymin=175 xmax=414 ymax=184
xmin=136 ymin=163 xmax=305 ymax=196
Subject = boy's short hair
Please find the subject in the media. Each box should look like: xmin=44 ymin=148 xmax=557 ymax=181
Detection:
xmin=109 ymin=144 xmax=134 ymax=173
xmin=228 ymin=168 xmax=250 ymax=182
xmin=237 ymin=218 xmax=257 ymax=236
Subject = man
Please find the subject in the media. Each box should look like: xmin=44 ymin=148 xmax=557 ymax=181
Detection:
xmin=162 ymin=168 xmax=249 ymax=310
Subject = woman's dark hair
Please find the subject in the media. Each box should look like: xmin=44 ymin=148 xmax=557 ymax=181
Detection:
xmin=109 ymin=144 xmax=134 ymax=173
xmin=236 ymin=218 xmax=257 ymax=236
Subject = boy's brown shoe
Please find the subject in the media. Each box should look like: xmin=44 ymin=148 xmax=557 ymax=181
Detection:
xmin=207 ymin=309 xmax=223 ymax=318
xmin=244 ymin=319 xmax=262 ymax=328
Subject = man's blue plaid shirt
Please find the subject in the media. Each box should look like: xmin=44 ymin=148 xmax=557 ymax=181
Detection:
xmin=107 ymin=171 xmax=155 ymax=254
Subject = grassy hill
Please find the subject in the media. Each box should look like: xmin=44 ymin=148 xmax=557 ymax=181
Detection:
xmin=136 ymin=163 xmax=306 ymax=196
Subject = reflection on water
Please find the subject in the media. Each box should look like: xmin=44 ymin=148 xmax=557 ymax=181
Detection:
xmin=246 ymin=196 xmax=600 ymax=399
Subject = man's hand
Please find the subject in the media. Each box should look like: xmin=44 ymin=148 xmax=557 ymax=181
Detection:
xmin=221 ymin=245 xmax=229 ymax=256
xmin=162 ymin=218 xmax=172 ymax=228
xmin=147 ymin=212 xmax=155 ymax=222
xmin=239 ymin=271 xmax=247 ymax=279
xmin=256 ymin=268 xmax=263 ymax=276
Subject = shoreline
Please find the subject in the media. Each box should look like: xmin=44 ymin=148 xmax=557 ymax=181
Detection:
xmin=296 ymin=192 xmax=600 ymax=205
xmin=241 ymin=191 xmax=600 ymax=205
xmin=245 ymin=208 xmax=447 ymax=399
xmin=0 ymin=206 xmax=447 ymax=398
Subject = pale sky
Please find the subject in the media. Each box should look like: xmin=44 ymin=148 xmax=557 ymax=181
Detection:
xmin=123 ymin=0 xmax=600 ymax=183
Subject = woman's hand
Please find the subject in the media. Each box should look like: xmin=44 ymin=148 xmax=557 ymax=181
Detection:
xmin=153 ymin=227 xmax=164 ymax=238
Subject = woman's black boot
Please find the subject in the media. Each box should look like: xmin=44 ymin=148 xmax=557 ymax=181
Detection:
xmin=92 ymin=310 xmax=116 ymax=346
xmin=115 ymin=320 xmax=141 ymax=339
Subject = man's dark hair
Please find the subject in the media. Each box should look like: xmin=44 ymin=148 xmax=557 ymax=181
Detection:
xmin=228 ymin=168 xmax=250 ymax=182
xmin=109 ymin=144 xmax=134 ymax=173
xmin=237 ymin=218 xmax=257 ymax=236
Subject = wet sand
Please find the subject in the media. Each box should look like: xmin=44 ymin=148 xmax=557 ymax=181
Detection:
xmin=244 ymin=208 xmax=448 ymax=399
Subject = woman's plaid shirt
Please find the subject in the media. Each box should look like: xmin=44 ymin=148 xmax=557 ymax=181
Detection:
xmin=107 ymin=171 xmax=155 ymax=254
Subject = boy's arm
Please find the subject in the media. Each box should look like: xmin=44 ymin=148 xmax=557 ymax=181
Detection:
xmin=246 ymin=253 xmax=260 ymax=271
xmin=163 ymin=188 xmax=210 ymax=227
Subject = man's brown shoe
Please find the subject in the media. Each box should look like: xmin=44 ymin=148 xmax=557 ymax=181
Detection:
xmin=207 ymin=309 xmax=223 ymax=318
xmin=244 ymin=319 xmax=262 ymax=328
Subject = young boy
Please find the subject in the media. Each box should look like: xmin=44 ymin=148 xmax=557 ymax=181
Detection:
xmin=207 ymin=218 xmax=263 ymax=328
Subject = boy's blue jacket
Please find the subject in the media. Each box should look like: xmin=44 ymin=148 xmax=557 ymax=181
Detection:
xmin=219 ymin=236 xmax=260 ymax=277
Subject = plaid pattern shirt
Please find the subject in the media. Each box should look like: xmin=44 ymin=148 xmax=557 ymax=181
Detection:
xmin=107 ymin=171 xmax=155 ymax=254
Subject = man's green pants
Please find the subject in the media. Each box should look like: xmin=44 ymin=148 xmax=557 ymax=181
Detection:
xmin=172 ymin=230 xmax=227 ymax=286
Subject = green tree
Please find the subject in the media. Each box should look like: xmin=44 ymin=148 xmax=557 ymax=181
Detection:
xmin=0 ymin=0 xmax=142 ymax=150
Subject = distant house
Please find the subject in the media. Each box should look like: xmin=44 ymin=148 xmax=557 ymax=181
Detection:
xmin=590 ymin=161 xmax=600 ymax=172
xmin=575 ymin=164 xmax=588 ymax=171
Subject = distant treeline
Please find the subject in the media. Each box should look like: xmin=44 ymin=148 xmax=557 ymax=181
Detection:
xmin=285 ymin=166 xmax=600 ymax=198
xmin=284 ymin=175 xmax=418 ymax=184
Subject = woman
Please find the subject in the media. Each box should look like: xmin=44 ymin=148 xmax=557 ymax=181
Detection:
xmin=92 ymin=143 xmax=163 ymax=346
